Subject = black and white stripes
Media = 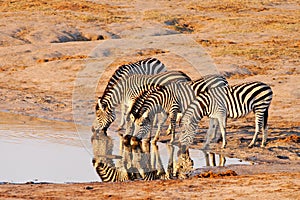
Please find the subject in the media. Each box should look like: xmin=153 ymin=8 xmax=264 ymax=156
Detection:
xmin=179 ymin=81 xmax=273 ymax=148
xmin=92 ymin=57 xmax=273 ymax=149
xmin=129 ymin=75 xmax=228 ymax=144
xmin=92 ymin=70 xmax=191 ymax=135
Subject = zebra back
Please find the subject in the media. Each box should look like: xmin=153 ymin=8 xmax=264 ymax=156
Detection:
xmin=189 ymin=74 xmax=228 ymax=95
xmin=130 ymin=74 xmax=228 ymax=123
xmin=99 ymin=71 xmax=191 ymax=110
xmin=227 ymin=81 xmax=273 ymax=118
xmin=100 ymin=57 xmax=167 ymax=104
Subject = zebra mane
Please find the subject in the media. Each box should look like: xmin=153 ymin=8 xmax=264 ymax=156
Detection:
xmin=96 ymin=97 xmax=108 ymax=111
xmin=99 ymin=57 xmax=158 ymax=105
xmin=130 ymin=84 xmax=163 ymax=119
xmin=190 ymin=74 xmax=228 ymax=94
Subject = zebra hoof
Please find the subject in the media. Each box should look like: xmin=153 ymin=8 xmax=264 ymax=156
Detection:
xmin=248 ymin=144 xmax=254 ymax=148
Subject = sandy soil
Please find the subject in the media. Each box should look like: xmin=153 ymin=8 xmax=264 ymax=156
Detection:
xmin=0 ymin=0 xmax=299 ymax=199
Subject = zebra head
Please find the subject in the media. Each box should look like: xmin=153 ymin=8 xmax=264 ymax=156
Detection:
xmin=178 ymin=118 xmax=197 ymax=148
xmin=91 ymin=99 xmax=116 ymax=134
xmin=131 ymin=111 xmax=152 ymax=142
xmin=174 ymin=148 xmax=194 ymax=179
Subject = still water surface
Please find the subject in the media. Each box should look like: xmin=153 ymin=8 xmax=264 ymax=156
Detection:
xmin=0 ymin=112 xmax=250 ymax=183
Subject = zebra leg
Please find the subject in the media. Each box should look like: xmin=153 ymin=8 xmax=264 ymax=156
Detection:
xmin=219 ymin=154 xmax=226 ymax=166
xmin=166 ymin=144 xmax=175 ymax=178
xmin=248 ymin=112 xmax=264 ymax=148
xmin=203 ymin=118 xmax=218 ymax=149
xmin=168 ymin=112 xmax=178 ymax=144
xmin=261 ymin=108 xmax=269 ymax=147
xmin=145 ymin=124 xmax=153 ymax=143
xmin=152 ymin=143 xmax=167 ymax=179
xmin=117 ymin=104 xmax=127 ymax=131
xmin=217 ymin=116 xmax=227 ymax=148
xmin=153 ymin=112 xmax=168 ymax=143
xmin=153 ymin=114 xmax=159 ymax=128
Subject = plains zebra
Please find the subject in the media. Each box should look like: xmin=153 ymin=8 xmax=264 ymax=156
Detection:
xmin=93 ymin=141 xmax=173 ymax=182
xmin=92 ymin=140 xmax=194 ymax=182
xmin=99 ymin=57 xmax=167 ymax=131
xmin=93 ymin=160 xmax=136 ymax=182
xmin=92 ymin=71 xmax=191 ymax=136
xmin=129 ymin=74 xmax=228 ymax=144
xmin=202 ymin=150 xmax=226 ymax=167
xmin=179 ymin=81 xmax=273 ymax=148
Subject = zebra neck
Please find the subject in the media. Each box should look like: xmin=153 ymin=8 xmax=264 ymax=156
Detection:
xmin=101 ymin=83 xmax=126 ymax=109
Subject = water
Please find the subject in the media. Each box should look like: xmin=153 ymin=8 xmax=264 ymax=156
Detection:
xmin=0 ymin=140 xmax=98 ymax=183
xmin=0 ymin=112 xmax=99 ymax=183
xmin=91 ymin=132 xmax=250 ymax=181
xmin=0 ymin=112 xmax=250 ymax=183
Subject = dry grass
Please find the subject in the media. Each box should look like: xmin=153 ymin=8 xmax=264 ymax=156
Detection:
xmin=0 ymin=0 xmax=133 ymax=23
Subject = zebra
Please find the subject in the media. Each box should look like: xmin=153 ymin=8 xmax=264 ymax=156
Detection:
xmin=179 ymin=81 xmax=273 ymax=149
xmin=92 ymin=140 xmax=193 ymax=182
xmin=98 ymin=57 xmax=167 ymax=131
xmin=92 ymin=71 xmax=191 ymax=136
xmin=202 ymin=150 xmax=226 ymax=167
xmin=93 ymin=141 xmax=171 ymax=182
xmin=129 ymin=74 xmax=228 ymax=144
xmin=93 ymin=160 xmax=138 ymax=182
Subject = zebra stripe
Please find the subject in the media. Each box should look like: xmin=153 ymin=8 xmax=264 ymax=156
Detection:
xmin=100 ymin=57 xmax=167 ymax=104
xmin=129 ymin=74 xmax=228 ymax=143
xmin=93 ymin=160 xmax=133 ymax=182
xmin=179 ymin=81 xmax=273 ymax=148
xmin=93 ymin=141 xmax=191 ymax=182
xmin=92 ymin=71 xmax=191 ymax=135
xmin=94 ymin=58 xmax=167 ymax=132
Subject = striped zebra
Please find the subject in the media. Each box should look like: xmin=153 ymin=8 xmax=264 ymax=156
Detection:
xmin=129 ymin=74 xmax=228 ymax=144
xmin=179 ymin=81 xmax=273 ymax=149
xmin=93 ymin=160 xmax=137 ymax=182
xmin=92 ymin=71 xmax=191 ymax=135
xmin=174 ymin=148 xmax=194 ymax=179
xmin=99 ymin=57 xmax=167 ymax=131
xmin=92 ymin=140 xmax=195 ymax=182
xmin=202 ymin=150 xmax=226 ymax=167
xmin=93 ymin=141 xmax=172 ymax=182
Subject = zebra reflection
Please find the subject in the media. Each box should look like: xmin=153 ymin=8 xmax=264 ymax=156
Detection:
xmin=92 ymin=135 xmax=194 ymax=182
xmin=202 ymin=150 xmax=226 ymax=167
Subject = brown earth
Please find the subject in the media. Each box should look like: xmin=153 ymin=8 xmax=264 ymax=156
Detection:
xmin=0 ymin=0 xmax=299 ymax=199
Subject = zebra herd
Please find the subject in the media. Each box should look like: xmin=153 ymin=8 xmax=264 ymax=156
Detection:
xmin=92 ymin=57 xmax=273 ymax=150
xmin=91 ymin=133 xmax=194 ymax=182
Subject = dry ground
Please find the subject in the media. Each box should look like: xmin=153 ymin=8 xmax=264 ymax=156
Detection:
xmin=0 ymin=0 xmax=299 ymax=199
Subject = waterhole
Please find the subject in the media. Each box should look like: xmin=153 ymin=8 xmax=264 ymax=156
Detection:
xmin=0 ymin=112 xmax=250 ymax=183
